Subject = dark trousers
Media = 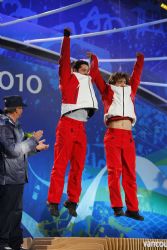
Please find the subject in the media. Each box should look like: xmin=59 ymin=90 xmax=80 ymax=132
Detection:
xmin=0 ymin=184 xmax=24 ymax=249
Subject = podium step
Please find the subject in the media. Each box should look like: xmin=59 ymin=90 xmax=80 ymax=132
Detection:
xmin=32 ymin=237 xmax=107 ymax=250
xmin=28 ymin=237 xmax=167 ymax=250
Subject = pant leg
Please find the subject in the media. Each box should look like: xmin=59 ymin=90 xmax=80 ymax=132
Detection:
xmin=48 ymin=117 xmax=73 ymax=203
xmin=0 ymin=185 xmax=12 ymax=247
xmin=9 ymin=185 xmax=24 ymax=250
xmin=122 ymin=131 xmax=139 ymax=211
xmin=0 ymin=184 xmax=24 ymax=249
xmin=67 ymin=123 xmax=87 ymax=203
xmin=104 ymin=129 xmax=123 ymax=208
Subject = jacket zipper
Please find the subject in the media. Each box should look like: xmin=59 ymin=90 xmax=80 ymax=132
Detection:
xmin=123 ymin=87 xmax=124 ymax=116
xmin=88 ymin=78 xmax=94 ymax=107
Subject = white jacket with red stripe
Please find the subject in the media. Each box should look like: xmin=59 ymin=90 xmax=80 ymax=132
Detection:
xmin=94 ymin=54 xmax=144 ymax=126
xmin=106 ymin=84 xmax=137 ymax=124
xmin=59 ymin=36 xmax=98 ymax=117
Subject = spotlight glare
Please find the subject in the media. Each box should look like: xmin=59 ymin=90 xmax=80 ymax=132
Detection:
xmin=160 ymin=2 xmax=167 ymax=10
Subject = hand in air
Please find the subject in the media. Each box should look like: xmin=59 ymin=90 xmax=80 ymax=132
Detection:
xmin=86 ymin=51 xmax=93 ymax=59
xmin=64 ymin=28 xmax=71 ymax=37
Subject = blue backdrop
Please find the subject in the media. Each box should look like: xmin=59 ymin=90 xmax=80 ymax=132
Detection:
xmin=0 ymin=0 xmax=167 ymax=239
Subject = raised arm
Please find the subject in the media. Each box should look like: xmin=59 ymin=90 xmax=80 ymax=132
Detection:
xmin=129 ymin=52 xmax=144 ymax=97
xmin=87 ymin=52 xmax=99 ymax=81
xmin=94 ymin=70 xmax=114 ymax=113
xmin=87 ymin=52 xmax=110 ymax=94
xmin=94 ymin=69 xmax=109 ymax=95
xmin=59 ymin=29 xmax=71 ymax=89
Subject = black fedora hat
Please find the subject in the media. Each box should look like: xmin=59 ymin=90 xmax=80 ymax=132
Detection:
xmin=3 ymin=95 xmax=27 ymax=108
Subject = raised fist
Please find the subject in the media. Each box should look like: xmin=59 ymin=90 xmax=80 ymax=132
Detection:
xmin=64 ymin=28 xmax=71 ymax=37
xmin=136 ymin=52 xmax=144 ymax=57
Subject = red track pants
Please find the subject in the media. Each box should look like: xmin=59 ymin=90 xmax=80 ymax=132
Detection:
xmin=104 ymin=128 xmax=139 ymax=211
xmin=48 ymin=116 xmax=87 ymax=204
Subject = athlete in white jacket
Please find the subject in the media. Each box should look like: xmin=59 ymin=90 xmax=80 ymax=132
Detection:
xmin=47 ymin=29 xmax=99 ymax=217
xmin=95 ymin=53 xmax=144 ymax=220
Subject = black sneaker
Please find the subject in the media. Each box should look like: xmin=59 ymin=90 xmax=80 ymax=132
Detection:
xmin=64 ymin=200 xmax=77 ymax=217
xmin=125 ymin=210 xmax=144 ymax=221
xmin=113 ymin=207 xmax=125 ymax=217
xmin=47 ymin=202 xmax=59 ymax=217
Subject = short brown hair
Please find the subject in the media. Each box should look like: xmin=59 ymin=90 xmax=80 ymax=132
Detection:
xmin=108 ymin=72 xmax=130 ymax=85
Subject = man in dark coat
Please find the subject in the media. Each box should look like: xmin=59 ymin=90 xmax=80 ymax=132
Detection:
xmin=0 ymin=95 xmax=49 ymax=250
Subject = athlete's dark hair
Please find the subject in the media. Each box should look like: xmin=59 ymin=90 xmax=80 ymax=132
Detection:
xmin=72 ymin=60 xmax=89 ymax=72
xmin=4 ymin=107 xmax=17 ymax=114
